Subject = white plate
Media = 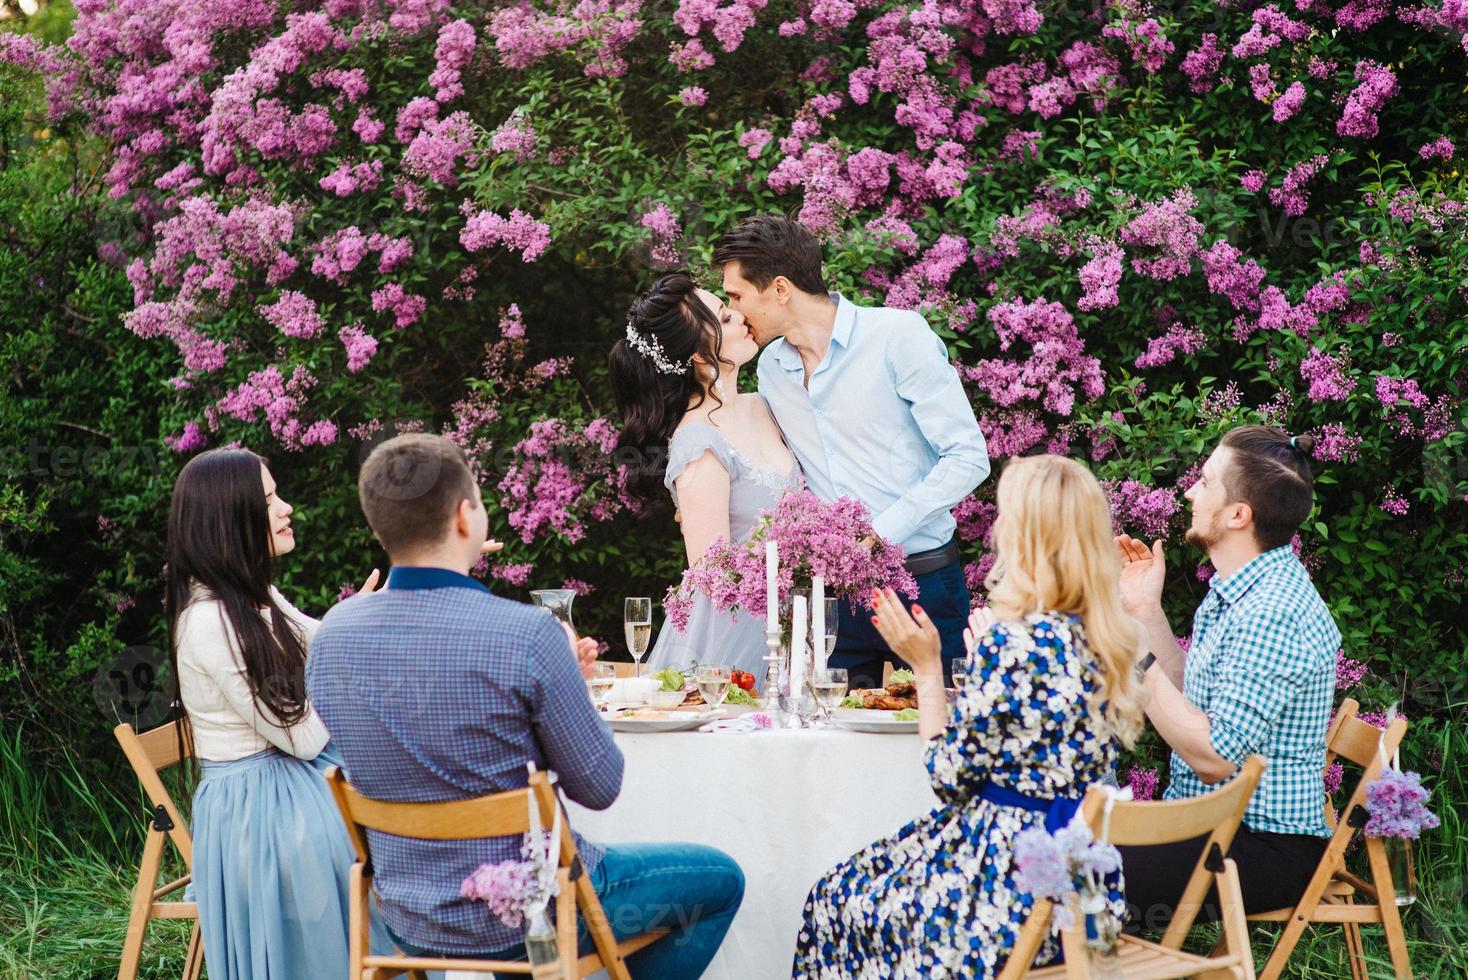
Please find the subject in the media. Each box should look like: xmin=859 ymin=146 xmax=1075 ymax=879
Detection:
xmin=604 ymin=709 xmax=726 ymax=733
xmin=832 ymin=708 xmax=919 ymax=734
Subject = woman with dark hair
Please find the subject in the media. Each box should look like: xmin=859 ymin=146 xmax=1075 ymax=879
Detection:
xmin=167 ymin=448 xmax=389 ymax=978
xmin=609 ymin=272 xmax=799 ymax=681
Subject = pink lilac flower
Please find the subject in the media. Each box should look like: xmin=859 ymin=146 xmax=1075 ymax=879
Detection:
xmin=1337 ymin=61 xmax=1398 ymax=138
xmin=1324 ymin=761 xmax=1344 ymax=796
xmin=491 ymin=114 xmax=537 ymax=159
xmin=1104 ymin=479 xmax=1180 ymax=538
xmin=1310 ymin=423 xmax=1363 ymax=462
xmin=371 ymin=283 xmax=428 ymax=329
xmin=1180 ymin=33 xmax=1224 ymax=92
xmin=1077 ymin=242 xmax=1123 ymax=311
xmin=738 ymin=128 xmax=772 ymax=158
xmin=1101 ymin=0 xmax=1173 ymax=73
xmin=1419 ymin=137 xmax=1455 ymax=160
xmin=1123 ymin=764 xmax=1159 ymax=801
xmin=1000 ymin=130 xmax=1042 ymax=163
xmin=1134 ymin=321 xmax=1206 ymax=368
xmin=640 ymin=203 xmax=682 ymax=266
xmin=258 ymin=290 xmax=325 ymax=339
xmin=1273 ymin=81 xmax=1306 ymax=122
xmin=311 ymin=226 xmax=371 ymax=284
xmin=678 ymin=86 xmax=708 ymax=107
xmin=165 ymin=421 xmax=208 ymax=453
xmin=1379 ymin=485 xmax=1410 ymax=516
xmin=1364 ymin=768 xmax=1440 ymax=839
xmin=1299 ymin=346 xmax=1356 ymax=402
xmin=488 ymin=0 xmax=643 ymax=77
xmin=460 ymin=208 xmax=553 ymax=261
xmin=500 ymin=303 xmax=528 ymax=339
xmin=339 ymin=322 xmax=379 ymax=372
xmin=1241 ymin=170 xmax=1267 ymax=193
xmin=964 ymin=298 xmax=1104 ymax=417
xmin=1336 ymin=649 xmax=1367 ymax=689
xmin=1014 ymin=821 xmax=1122 ymax=930
xmin=429 ymin=19 xmax=477 ymax=103
xmin=318 ymin=159 xmax=384 ymax=196
xmin=498 ymin=418 xmax=631 ymax=545
xmin=402 ymin=111 xmax=477 ymax=184
xmin=492 ymin=562 xmax=534 ymax=586
xmin=1269 ymin=154 xmax=1329 ymax=217
xmin=368 ymin=234 xmax=416 ymax=274
xmin=1121 ymin=189 xmax=1203 ymax=281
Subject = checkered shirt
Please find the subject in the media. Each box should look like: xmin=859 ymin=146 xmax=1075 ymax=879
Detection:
xmin=1164 ymin=546 xmax=1339 ymax=837
xmin=306 ymin=566 xmax=623 ymax=955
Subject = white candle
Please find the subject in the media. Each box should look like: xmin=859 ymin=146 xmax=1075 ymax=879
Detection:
xmin=765 ymin=540 xmax=779 ymax=633
xmin=811 ymin=575 xmax=826 ymax=672
xmin=790 ymin=594 xmax=808 ymax=701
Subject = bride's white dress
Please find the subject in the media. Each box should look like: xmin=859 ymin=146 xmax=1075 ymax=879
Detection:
xmin=645 ymin=420 xmax=800 ymax=682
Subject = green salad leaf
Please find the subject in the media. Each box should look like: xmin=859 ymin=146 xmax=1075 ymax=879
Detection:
xmin=839 ymin=694 xmax=864 ymax=709
xmin=724 ymin=686 xmax=757 ymax=706
xmin=652 ymin=668 xmax=686 ymax=692
xmin=888 ymin=668 xmax=915 ymax=685
xmin=892 ymin=708 xmax=919 ymax=721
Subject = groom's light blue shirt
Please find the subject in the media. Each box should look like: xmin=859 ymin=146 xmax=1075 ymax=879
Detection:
xmin=757 ymin=294 xmax=990 ymax=555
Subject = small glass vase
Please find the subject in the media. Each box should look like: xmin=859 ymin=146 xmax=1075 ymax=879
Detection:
xmin=524 ymin=903 xmax=567 ymax=979
xmin=1383 ymin=836 xmax=1418 ymax=906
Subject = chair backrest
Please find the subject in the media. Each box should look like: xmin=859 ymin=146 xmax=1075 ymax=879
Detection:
xmin=1318 ymin=697 xmax=1408 ymax=852
xmin=114 ymin=721 xmax=194 ymax=864
xmin=324 ymin=767 xmax=576 ymax=872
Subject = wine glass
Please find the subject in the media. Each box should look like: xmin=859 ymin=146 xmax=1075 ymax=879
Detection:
xmin=624 ymin=598 xmax=653 ymax=677
xmin=696 ymin=665 xmax=732 ymax=711
xmin=808 ymin=668 xmax=848 ymax=726
xmin=586 ymin=663 xmax=616 ymax=711
xmin=530 ymin=589 xmax=578 ymax=634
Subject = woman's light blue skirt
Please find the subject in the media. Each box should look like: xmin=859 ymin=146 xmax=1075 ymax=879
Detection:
xmin=192 ymin=744 xmax=392 ymax=979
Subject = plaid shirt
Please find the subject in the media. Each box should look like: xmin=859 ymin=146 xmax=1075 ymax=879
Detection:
xmin=1164 ymin=546 xmax=1339 ymax=837
xmin=306 ymin=566 xmax=623 ymax=955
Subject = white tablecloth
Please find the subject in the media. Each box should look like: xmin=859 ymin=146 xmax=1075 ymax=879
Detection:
xmin=565 ymin=727 xmax=940 ymax=980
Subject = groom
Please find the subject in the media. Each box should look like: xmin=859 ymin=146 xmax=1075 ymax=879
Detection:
xmin=714 ymin=214 xmax=990 ymax=687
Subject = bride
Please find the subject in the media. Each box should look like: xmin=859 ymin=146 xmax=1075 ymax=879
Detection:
xmin=610 ymin=271 xmax=800 ymax=682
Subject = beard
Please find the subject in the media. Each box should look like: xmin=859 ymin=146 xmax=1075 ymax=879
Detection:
xmin=1184 ymin=511 xmax=1224 ymax=552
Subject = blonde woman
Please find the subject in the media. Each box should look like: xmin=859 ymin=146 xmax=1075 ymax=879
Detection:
xmin=792 ymin=455 xmax=1145 ymax=979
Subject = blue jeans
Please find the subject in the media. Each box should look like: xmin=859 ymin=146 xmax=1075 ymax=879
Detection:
xmin=830 ymin=559 xmax=970 ymax=688
xmin=392 ymin=843 xmax=743 ymax=980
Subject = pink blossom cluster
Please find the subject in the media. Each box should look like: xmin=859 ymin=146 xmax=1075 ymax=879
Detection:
xmin=1101 ymin=0 xmax=1174 ymax=73
xmin=338 ymin=323 xmax=379 ymax=372
xmin=1310 ymin=422 xmax=1363 ymax=462
xmin=1076 ymin=241 xmax=1123 ymax=311
xmin=490 ymin=113 xmax=537 ymax=160
xmin=964 ymin=298 xmax=1104 ymax=418
xmin=429 ymin=20 xmax=477 ymax=102
xmin=498 ymin=418 xmax=631 ymax=544
xmin=674 ymin=0 xmax=770 ymax=53
xmin=1418 ymin=137 xmax=1455 ymax=160
xmin=1379 ymin=485 xmax=1410 ymax=517
xmin=258 ymin=290 xmax=325 ymax=339
xmin=1104 ymin=478 xmax=1180 ymax=539
xmin=1134 ymin=321 xmax=1206 ymax=369
xmin=1268 ymin=154 xmax=1329 ymax=217
xmin=209 ymin=364 xmax=335 ymax=451
xmin=487 ymin=0 xmax=644 ymax=77
xmin=1122 ymin=764 xmax=1159 ymax=801
xmin=460 ymin=208 xmax=553 ymax=261
xmin=640 ymin=204 xmax=683 ymax=266
xmin=1119 ymin=190 xmax=1203 ymax=281
xmin=1364 ymin=768 xmax=1440 ymax=839
xmin=371 ymin=283 xmax=428 ymax=329
xmin=1299 ymin=346 xmax=1356 ymax=402
xmin=1337 ymin=60 xmax=1398 ymax=138
xmin=665 ymin=490 xmax=916 ymax=632
xmin=1336 ymin=649 xmax=1367 ymax=689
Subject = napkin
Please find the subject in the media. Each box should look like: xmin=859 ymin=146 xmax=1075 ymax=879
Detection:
xmin=699 ymin=712 xmax=776 ymax=734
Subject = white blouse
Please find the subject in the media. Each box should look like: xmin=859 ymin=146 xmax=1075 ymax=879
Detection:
xmin=175 ymin=583 xmax=331 ymax=763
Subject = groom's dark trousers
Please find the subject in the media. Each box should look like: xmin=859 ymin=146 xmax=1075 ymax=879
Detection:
xmin=830 ymin=539 xmax=969 ymax=689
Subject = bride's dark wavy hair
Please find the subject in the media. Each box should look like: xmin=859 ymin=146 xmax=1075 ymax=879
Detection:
xmin=609 ymin=272 xmax=730 ymax=504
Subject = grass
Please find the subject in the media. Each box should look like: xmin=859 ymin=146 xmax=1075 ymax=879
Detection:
xmin=1 ymin=721 xmax=1465 ymax=979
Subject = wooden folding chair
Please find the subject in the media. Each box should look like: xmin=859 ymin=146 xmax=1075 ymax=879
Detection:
xmin=325 ymin=766 xmax=669 ymax=980
xmin=1235 ymin=698 xmax=1413 ymax=980
xmin=999 ymin=755 xmax=1266 ymax=980
xmin=113 ymin=721 xmax=204 ymax=980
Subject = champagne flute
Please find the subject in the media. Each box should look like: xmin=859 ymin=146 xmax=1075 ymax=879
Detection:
xmin=696 ymin=665 xmax=732 ymax=711
xmin=587 ymin=663 xmax=616 ymax=711
xmin=808 ymin=667 xmax=848 ymax=726
xmin=624 ymin=598 xmax=652 ymax=677
xmin=821 ymin=597 xmax=839 ymax=660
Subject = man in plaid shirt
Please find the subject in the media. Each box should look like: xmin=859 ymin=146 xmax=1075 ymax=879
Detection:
xmin=1115 ymin=425 xmax=1340 ymax=929
xmin=308 ymin=434 xmax=743 ymax=975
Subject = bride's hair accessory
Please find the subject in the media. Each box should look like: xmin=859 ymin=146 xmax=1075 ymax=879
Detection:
xmin=626 ymin=321 xmax=689 ymax=375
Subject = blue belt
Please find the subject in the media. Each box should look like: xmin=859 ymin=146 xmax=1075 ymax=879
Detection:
xmin=979 ymin=782 xmax=1083 ymax=834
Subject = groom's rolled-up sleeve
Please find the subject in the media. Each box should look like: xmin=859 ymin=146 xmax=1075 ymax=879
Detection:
xmin=870 ymin=315 xmax=991 ymax=548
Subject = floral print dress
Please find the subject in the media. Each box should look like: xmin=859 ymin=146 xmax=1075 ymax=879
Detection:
xmin=792 ymin=611 xmax=1125 ymax=978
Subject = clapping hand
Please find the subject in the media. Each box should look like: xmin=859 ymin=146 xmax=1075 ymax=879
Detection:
xmin=481 ymin=538 xmax=504 ymax=555
xmin=962 ymin=604 xmax=997 ymax=656
xmin=1115 ymin=534 xmax=1166 ymax=616
xmin=870 ymin=588 xmax=942 ymax=674
xmin=357 ymin=569 xmax=382 ymax=595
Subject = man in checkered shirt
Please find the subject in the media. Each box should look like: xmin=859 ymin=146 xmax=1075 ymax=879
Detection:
xmin=1114 ymin=425 xmax=1340 ymax=929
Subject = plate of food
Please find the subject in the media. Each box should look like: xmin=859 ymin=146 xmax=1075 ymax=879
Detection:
xmin=602 ymin=707 xmax=727 ymax=733
xmin=831 ymin=669 xmax=920 ymax=733
xmin=648 ymin=667 xmax=763 ymax=714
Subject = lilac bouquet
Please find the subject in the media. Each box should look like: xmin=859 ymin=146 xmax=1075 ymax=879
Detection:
xmin=1014 ymin=821 xmax=1123 ymax=931
xmin=1364 ymin=769 xmax=1440 ymax=839
xmin=460 ymin=831 xmax=559 ymax=929
xmin=664 ymin=491 xmax=916 ymax=632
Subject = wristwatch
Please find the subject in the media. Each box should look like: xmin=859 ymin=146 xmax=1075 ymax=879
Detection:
xmin=1136 ymin=651 xmax=1157 ymax=680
